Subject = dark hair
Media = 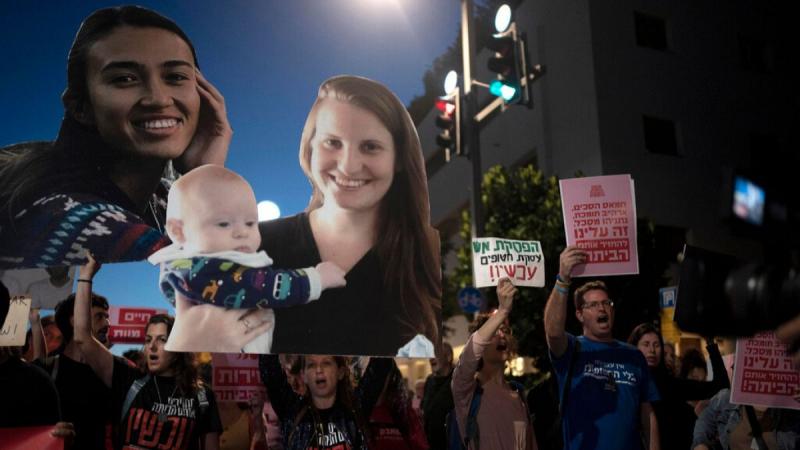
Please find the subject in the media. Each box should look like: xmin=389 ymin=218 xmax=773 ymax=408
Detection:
xmin=145 ymin=314 xmax=201 ymax=395
xmin=0 ymin=6 xmax=197 ymax=223
xmin=298 ymin=76 xmax=442 ymax=346
xmin=627 ymin=323 xmax=665 ymax=367
xmin=54 ymin=292 xmax=109 ymax=345
xmin=679 ymin=348 xmax=708 ymax=379
xmin=374 ymin=361 xmax=415 ymax=440
xmin=573 ymin=280 xmax=609 ymax=309
xmin=299 ymin=355 xmax=354 ymax=408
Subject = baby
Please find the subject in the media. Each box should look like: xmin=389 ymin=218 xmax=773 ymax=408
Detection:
xmin=148 ymin=164 xmax=346 ymax=353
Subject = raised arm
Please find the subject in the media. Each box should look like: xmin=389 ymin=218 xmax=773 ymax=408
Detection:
xmin=72 ymin=255 xmax=114 ymax=387
xmin=357 ymin=357 xmax=394 ymax=417
xmin=29 ymin=308 xmax=45 ymax=361
xmin=258 ymin=354 xmax=300 ymax=421
xmin=544 ymin=246 xmax=586 ymax=358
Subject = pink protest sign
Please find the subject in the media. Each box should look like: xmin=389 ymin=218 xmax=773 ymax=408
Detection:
xmin=731 ymin=332 xmax=800 ymax=410
xmin=211 ymin=353 xmax=266 ymax=403
xmin=108 ymin=306 xmax=168 ymax=344
xmin=559 ymin=175 xmax=639 ymax=277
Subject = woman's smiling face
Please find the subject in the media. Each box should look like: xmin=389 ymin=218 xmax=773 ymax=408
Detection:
xmin=309 ymin=99 xmax=396 ymax=215
xmin=82 ymin=26 xmax=200 ymax=160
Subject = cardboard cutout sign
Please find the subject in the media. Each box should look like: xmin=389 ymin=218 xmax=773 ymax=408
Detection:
xmin=731 ymin=332 xmax=800 ymax=410
xmin=211 ymin=353 xmax=266 ymax=403
xmin=0 ymin=267 xmax=74 ymax=309
xmin=471 ymin=237 xmax=545 ymax=288
xmin=108 ymin=306 xmax=168 ymax=344
xmin=560 ymin=175 xmax=639 ymax=277
xmin=0 ymin=295 xmax=31 ymax=346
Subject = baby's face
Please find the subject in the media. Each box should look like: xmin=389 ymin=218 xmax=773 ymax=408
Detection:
xmin=181 ymin=181 xmax=261 ymax=254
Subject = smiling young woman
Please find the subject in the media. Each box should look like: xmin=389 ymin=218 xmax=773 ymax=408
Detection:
xmin=0 ymin=5 xmax=231 ymax=269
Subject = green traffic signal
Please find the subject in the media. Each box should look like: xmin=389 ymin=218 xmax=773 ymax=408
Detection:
xmin=489 ymin=79 xmax=520 ymax=102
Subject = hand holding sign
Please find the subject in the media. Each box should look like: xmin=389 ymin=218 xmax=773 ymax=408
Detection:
xmin=559 ymin=246 xmax=588 ymax=284
xmin=497 ymin=278 xmax=517 ymax=313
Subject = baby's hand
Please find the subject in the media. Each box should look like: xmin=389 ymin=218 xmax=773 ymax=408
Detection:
xmin=316 ymin=261 xmax=346 ymax=290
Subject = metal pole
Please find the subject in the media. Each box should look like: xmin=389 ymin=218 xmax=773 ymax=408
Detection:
xmin=461 ymin=0 xmax=484 ymax=238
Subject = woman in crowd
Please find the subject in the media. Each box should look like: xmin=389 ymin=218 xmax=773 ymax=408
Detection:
xmin=368 ymin=360 xmax=429 ymax=449
xmin=259 ymin=353 xmax=391 ymax=449
xmin=0 ymin=5 xmax=231 ymax=269
xmin=628 ymin=323 xmax=729 ymax=450
xmin=74 ymin=256 xmax=222 ymax=449
xmin=169 ymin=75 xmax=441 ymax=357
xmin=451 ymin=278 xmax=536 ymax=450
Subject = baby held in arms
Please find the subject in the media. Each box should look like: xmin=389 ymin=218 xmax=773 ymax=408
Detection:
xmin=148 ymin=164 xmax=346 ymax=353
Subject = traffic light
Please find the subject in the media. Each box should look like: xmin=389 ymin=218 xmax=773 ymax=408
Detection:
xmin=486 ymin=4 xmax=535 ymax=106
xmin=487 ymin=34 xmax=521 ymax=102
xmin=434 ymin=92 xmax=461 ymax=159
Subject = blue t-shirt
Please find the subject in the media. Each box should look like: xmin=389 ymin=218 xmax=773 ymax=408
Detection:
xmin=551 ymin=334 xmax=660 ymax=450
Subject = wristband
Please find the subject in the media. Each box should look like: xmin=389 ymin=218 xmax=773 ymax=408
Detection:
xmin=554 ymin=284 xmax=568 ymax=295
xmin=556 ymin=274 xmax=571 ymax=286
xmin=77 ymin=279 xmax=93 ymax=284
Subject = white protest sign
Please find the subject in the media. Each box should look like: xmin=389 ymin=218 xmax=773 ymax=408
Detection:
xmin=0 ymin=295 xmax=32 ymax=346
xmin=471 ymin=237 xmax=545 ymax=288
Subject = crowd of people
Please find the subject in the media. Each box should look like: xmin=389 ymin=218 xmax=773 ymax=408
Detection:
xmin=3 ymin=247 xmax=800 ymax=449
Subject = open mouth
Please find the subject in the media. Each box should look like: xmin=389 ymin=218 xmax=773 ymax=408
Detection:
xmin=597 ymin=316 xmax=609 ymax=324
xmin=314 ymin=378 xmax=327 ymax=388
xmin=330 ymin=174 xmax=368 ymax=189
xmin=496 ymin=343 xmax=508 ymax=352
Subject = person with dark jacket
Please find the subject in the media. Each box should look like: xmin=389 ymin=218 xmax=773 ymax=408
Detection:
xmin=260 ymin=354 xmax=391 ymax=450
xmin=421 ymin=342 xmax=454 ymax=450
xmin=628 ymin=323 xmax=729 ymax=450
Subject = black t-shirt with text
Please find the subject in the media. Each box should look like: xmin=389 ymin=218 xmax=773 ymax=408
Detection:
xmin=111 ymin=358 xmax=222 ymax=450
xmin=306 ymin=407 xmax=353 ymax=450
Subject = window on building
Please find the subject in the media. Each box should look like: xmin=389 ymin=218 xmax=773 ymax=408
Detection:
xmin=642 ymin=115 xmax=679 ymax=155
xmin=634 ymin=11 xmax=669 ymax=51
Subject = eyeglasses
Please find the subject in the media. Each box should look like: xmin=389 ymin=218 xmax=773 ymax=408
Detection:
xmin=581 ymin=299 xmax=614 ymax=310
xmin=497 ymin=324 xmax=513 ymax=336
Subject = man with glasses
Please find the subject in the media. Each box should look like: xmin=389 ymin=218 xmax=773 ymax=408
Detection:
xmin=544 ymin=246 xmax=660 ymax=450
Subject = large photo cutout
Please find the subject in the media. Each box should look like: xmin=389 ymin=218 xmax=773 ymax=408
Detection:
xmin=1 ymin=2 xmax=450 ymax=357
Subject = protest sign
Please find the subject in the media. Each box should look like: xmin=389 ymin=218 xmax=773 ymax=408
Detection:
xmin=212 ymin=353 xmax=266 ymax=403
xmin=0 ymin=267 xmax=74 ymax=309
xmin=659 ymin=286 xmax=681 ymax=344
xmin=0 ymin=426 xmax=64 ymax=450
xmin=108 ymin=306 xmax=168 ymax=344
xmin=0 ymin=295 xmax=31 ymax=346
xmin=560 ymin=174 xmax=639 ymax=277
xmin=471 ymin=237 xmax=545 ymax=288
xmin=731 ymin=332 xmax=800 ymax=410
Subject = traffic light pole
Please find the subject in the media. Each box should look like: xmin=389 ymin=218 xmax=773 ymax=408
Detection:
xmin=461 ymin=0 xmax=485 ymax=238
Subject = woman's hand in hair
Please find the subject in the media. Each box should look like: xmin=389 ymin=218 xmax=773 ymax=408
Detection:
xmin=174 ymin=70 xmax=232 ymax=173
